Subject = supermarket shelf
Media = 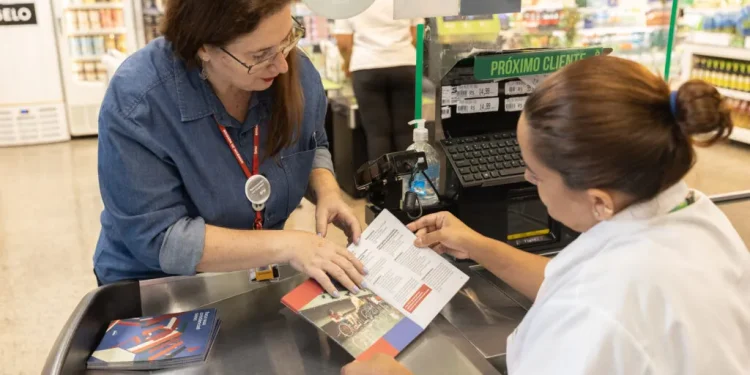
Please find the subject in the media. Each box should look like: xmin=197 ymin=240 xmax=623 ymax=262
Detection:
xmin=683 ymin=43 xmax=750 ymax=62
xmin=717 ymin=87 xmax=750 ymax=102
xmin=68 ymin=28 xmax=127 ymax=37
xmin=578 ymin=25 xmax=667 ymax=35
xmin=142 ymin=7 xmax=164 ymax=16
xmin=730 ymin=127 xmax=750 ymax=145
xmin=72 ymin=55 xmax=104 ymax=62
xmin=64 ymin=3 xmax=124 ymax=10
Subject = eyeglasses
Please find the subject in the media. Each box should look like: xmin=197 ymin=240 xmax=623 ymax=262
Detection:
xmin=220 ymin=17 xmax=306 ymax=75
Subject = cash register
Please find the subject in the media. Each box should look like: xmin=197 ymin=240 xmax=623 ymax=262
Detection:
xmin=359 ymin=48 xmax=611 ymax=254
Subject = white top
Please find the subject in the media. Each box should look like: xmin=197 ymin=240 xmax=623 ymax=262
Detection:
xmin=507 ymin=181 xmax=750 ymax=374
xmin=333 ymin=0 xmax=422 ymax=72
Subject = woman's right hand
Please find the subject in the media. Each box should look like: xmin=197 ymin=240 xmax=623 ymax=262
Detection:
xmin=407 ymin=212 xmax=484 ymax=260
xmin=287 ymin=232 xmax=367 ymax=297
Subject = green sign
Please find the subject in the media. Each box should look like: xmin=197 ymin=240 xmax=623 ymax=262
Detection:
xmin=474 ymin=48 xmax=605 ymax=80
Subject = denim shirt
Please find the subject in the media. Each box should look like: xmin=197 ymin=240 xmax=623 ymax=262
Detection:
xmin=94 ymin=38 xmax=333 ymax=284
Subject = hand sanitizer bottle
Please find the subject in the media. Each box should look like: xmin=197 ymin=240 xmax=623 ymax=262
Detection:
xmin=403 ymin=119 xmax=440 ymax=207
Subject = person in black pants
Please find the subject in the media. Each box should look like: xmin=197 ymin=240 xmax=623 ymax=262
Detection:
xmin=334 ymin=0 xmax=422 ymax=160
xmin=350 ymin=66 xmax=416 ymax=159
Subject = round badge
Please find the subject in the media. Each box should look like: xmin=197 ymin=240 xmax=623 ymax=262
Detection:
xmin=245 ymin=175 xmax=271 ymax=208
xmin=303 ymin=0 xmax=375 ymax=19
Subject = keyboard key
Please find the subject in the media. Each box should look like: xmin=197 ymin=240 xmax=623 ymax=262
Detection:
xmin=445 ymin=140 xmax=454 ymax=146
xmin=505 ymin=140 xmax=514 ymax=146
xmin=479 ymin=165 xmax=488 ymax=172
xmin=498 ymin=148 xmax=507 ymax=155
xmin=471 ymin=159 xmax=480 ymax=166
xmin=513 ymin=139 xmax=519 ymax=145
xmin=515 ymin=146 xmax=521 ymax=152
xmin=500 ymin=167 xmax=526 ymax=176
xmin=482 ymin=172 xmax=492 ymax=180
xmin=520 ymin=160 xmax=526 ymax=167
xmin=456 ymin=160 xmax=470 ymax=167
xmin=490 ymin=142 xmax=499 ymax=148
xmin=487 ymin=156 xmax=496 ymax=163
xmin=447 ymin=146 xmax=458 ymax=153
xmin=502 ymin=133 xmax=511 ymax=138
xmin=457 ymin=146 xmax=466 ymax=152
xmin=473 ymin=151 xmax=482 ymax=158
xmin=481 ymin=150 xmax=490 ymax=157
xmin=482 ymin=143 xmax=490 ymax=150
xmin=511 ymin=161 xmax=520 ymax=167
xmin=504 ymin=155 xmax=512 ymax=161
xmin=490 ymin=171 xmax=500 ymax=178
xmin=479 ymin=157 xmax=488 ymax=164
xmin=489 ymin=149 xmax=498 ymax=156
xmin=493 ymin=134 xmax=503 ymax=140
xmin=512 ymin=154 xmax=520 ymax=160
xmin=495 ymin=162 xmax=504 ymax=170
xmin=474 ymin=173 xmax=484 ymax=181
xmin=470 ymin=166 xmax=479 ymax=173
xmin=503 ymin=161 xmax=512 ymax=168
xmin=455 ymin=155 xmax=465 ymax=161
xmin=505 ymin=147 xmax=514 ymax=153
xmin=460 ymin=167 xmax=471 ymax=174
xmin=463 ymin=175 xmax=474 ymax=182
xmin=488 ymin=163 xmax=497 ymax=171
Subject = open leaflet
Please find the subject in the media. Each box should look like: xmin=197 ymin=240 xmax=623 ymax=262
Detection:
xmin=282 ymin=209 xmax=469 ymax=360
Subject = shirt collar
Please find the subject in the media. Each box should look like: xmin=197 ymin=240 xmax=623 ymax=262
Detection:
xmin=173 ymin=58 xmax=272 ymax=127
xmin=542 ymin=181 xmax=691 ymax=284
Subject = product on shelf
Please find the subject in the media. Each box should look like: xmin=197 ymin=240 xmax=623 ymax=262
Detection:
xmin=691 ymin=54 xmax=750 ymax=92
xmin=726 ymin=98 xmax=750 ymax=129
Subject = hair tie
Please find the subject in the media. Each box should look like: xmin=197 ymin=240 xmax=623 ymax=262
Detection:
xmin=670 ymin=91 xmax=679 ymax=118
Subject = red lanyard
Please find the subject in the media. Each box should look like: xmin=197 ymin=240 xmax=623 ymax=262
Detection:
xmin=215 ymin=117 xmax=263 ymax=230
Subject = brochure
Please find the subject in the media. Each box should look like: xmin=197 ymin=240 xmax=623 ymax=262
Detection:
xmin=282 ymin=210 xmax=469 ymax=360
xmin=87 ymin=308 xmax=221 ymax=370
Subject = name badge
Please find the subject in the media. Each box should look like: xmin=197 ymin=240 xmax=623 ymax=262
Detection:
xmin=245 ymin=174 xmax=271 ymax=211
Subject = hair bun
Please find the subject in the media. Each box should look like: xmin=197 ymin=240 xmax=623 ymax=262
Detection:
xmin=674 ymin=80 xmax=733 ymax=145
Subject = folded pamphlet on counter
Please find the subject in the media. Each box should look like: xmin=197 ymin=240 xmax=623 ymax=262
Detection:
xmin=282 ymin=209 xmax=469 ymax=361
xmin=87 ymin=308 xmax=221 ymax=370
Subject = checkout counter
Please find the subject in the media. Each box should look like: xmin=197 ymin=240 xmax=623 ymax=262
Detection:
xmin=44 ymin=264 xmax=530 ymax=374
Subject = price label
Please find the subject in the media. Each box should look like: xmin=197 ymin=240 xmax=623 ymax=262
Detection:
xmin=441 ymin=106 xmax=452 ymax=119
xmin=456 ymin=83 xmax=499 ymax=99
xmin=442 ymin=86 xmax=459 ymax=106
xmin=505 ymin=96 xmax=528 ymax=112
xmin=456 ymin=98 xmax=500 ymax=114
xmin=505 ymin=81 xmax=534 ymax=96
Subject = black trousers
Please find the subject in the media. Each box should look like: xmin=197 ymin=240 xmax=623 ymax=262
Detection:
xmin=351 ymin=66 xmax=417 ymax=160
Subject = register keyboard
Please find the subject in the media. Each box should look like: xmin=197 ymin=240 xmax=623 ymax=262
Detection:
xmin=440 ymin=131 xmax=527 ymax=188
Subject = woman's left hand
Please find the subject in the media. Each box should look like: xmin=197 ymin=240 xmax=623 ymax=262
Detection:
xmin=316 ymin=192 xmax=362 ymax=245
xmin=341 ymin=354 xmax=412 ymax=375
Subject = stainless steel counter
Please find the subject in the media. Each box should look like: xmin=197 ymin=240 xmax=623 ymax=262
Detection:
xmin=44 ymin=265 xmax=529 ymax=375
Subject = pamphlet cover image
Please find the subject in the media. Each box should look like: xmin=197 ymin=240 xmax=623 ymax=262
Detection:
xmin=282 ymin=281 xmax=424 ymax=361
xmin=87 ymin=308 xmax=220 ymax=370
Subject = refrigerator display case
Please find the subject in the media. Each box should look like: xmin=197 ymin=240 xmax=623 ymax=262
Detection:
xmin=52 ymin=0 xmax=138 ymax=136
xmin=0 ymin=0 xmax=70 ymax=147
xmin=133 ymin=0 xmax=165 ymax=47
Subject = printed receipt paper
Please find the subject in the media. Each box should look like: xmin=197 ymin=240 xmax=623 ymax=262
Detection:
xmin=348 ymin=210 xmax=470 ymax=328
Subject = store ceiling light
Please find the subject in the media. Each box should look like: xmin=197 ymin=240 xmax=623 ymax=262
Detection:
xmin=302 ymin=0 xmax=375 ymax=19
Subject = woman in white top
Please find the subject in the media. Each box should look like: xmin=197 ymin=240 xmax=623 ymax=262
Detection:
xmin=342 ymin=56 xmax=750 ymax=374
xmin=334 ymin=0 xmax=423 ymax=159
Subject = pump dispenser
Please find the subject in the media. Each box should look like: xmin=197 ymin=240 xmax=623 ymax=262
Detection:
xmin=403 ymin=119 xmax=440 ymax=207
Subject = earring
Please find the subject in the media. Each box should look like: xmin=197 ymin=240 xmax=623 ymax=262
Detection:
xmin=593 ymin=210 xmax=601 ymax=219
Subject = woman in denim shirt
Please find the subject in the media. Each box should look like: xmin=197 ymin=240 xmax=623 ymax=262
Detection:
xmin=94 ymin=0 xmax=366 ymax=295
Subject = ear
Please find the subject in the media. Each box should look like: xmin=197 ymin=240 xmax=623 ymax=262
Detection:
xmin=197 ymin=45 xmax=211 ymax=63
xmin=586 ymin=188 xmax=615 ymax=221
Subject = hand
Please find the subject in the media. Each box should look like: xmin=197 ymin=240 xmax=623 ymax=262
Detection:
xmin=341 ymin=354 xmax=412 ymax=375
xmin=407 ymin=211 xmax=484 ymax=260
xmin=287 ymin=231 xmax=366 ymax=297
xmin=316 ymin=192 xmax=362 ymax=245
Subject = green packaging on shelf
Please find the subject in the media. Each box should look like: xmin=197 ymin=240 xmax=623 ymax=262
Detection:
xmin=473 ymin=47 xmax=609 ymax=81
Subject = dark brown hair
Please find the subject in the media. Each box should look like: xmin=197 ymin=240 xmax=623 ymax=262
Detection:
xmin=524 ymin=56 xmax=733 ymax=202
xmin=161 ymin=0 xmax=303 ymax=158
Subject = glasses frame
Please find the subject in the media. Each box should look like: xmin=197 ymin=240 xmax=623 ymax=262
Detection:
xmin=219 ymin=17 xmax=306 ymax=75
